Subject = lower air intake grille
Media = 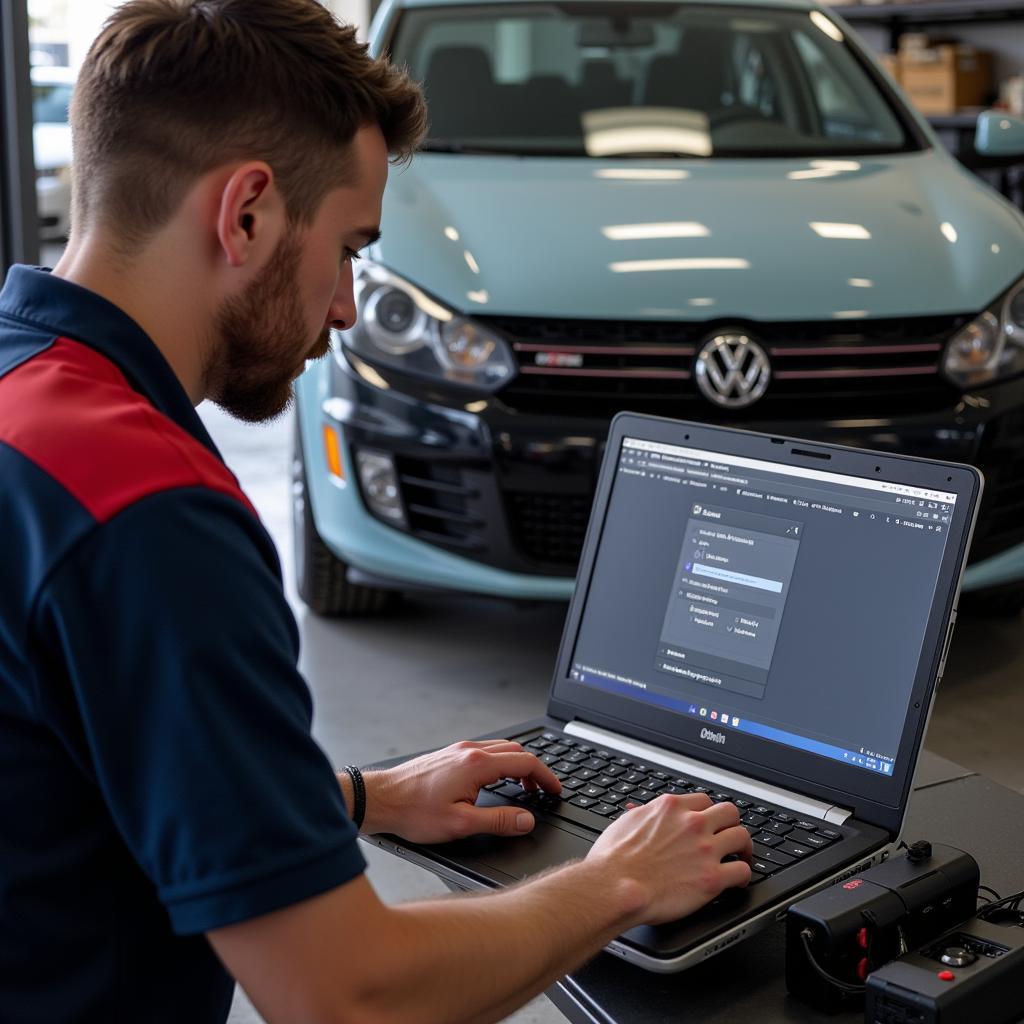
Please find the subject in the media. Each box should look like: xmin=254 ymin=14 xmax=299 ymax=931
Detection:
xmin=506 ymin=491 xmax=592 ymax=566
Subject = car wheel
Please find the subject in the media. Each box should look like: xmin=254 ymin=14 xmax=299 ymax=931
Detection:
xmin=959 ymin=584 xmax=1024 ymax=619
xmin=291 ymin=419 xmax=400 ymax=616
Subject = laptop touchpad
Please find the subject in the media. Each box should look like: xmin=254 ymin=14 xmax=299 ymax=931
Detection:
xmin=445 ymin=822 xmax=593 ymax=881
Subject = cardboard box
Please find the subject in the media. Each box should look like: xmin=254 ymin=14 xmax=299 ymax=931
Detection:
xmin=898 ymin=44 xmax=993 ymax=116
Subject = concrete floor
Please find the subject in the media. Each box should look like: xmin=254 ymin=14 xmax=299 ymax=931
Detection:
xmin=198 ymin=400 xmax=1024 ymax=1024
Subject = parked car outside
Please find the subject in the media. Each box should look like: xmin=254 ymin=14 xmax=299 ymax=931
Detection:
xmin=294 ymin=0 xmax=1024 ymax=616
xmin=31 ymin=65 xmax=74 ymax=241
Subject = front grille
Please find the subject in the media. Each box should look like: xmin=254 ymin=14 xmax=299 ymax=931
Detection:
xmin=506 ymin=492 xmax=591 ymax=567
xmin=489 ymin=314 xmax=965 ymax=418
xmin=395 ymin=456 xmax=486 ymax=553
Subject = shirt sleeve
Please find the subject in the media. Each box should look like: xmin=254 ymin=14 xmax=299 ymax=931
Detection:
xmin=30 ymin=487 xmax=366 ymax=934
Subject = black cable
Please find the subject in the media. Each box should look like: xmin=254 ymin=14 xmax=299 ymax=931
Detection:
xmin=978 ymin=888 xmax=1024 ymax=921
xmin=799 ymin=930 xmax=865 ymax=995
xmin=978 ymin=885 xmax=1002 ymax=903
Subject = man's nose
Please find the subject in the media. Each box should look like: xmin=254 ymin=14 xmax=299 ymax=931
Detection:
xmin=327 ymin=266 xmax=357 ymax=331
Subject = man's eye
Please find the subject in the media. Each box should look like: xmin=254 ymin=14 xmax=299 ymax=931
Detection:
xmin=343 ymin=248 xmax=362 ymax=265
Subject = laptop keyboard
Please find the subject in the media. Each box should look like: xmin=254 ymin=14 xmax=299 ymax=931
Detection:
xmin=484 ymin=730 xmax=845 ymax=885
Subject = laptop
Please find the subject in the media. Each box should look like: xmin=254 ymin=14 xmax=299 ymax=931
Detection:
xmin=365 ymin=413 xmax=982 ymax=972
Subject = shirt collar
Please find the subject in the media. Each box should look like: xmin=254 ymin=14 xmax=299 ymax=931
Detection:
xmin=0 ymin=264 xmax=221 ymax=458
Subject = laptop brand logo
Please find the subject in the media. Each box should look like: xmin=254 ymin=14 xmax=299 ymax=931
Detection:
xmin=700 ymin=728 xmax=726 ymax=745
xmin=695 ymin=332 xmax=771 ymax=409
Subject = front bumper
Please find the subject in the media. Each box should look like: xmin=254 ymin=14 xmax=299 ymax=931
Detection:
xmin=297 ymin=352 xmax=1024 ymax=599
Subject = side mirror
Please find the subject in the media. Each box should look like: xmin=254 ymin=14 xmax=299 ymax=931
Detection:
xmin=975 ymin=111 xmax=1024 ymax=157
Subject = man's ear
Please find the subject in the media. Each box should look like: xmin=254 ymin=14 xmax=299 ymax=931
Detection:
xmin=215 ymin=161 xmax=288 ymax=269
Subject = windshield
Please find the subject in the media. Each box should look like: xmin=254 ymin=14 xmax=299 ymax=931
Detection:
xmin=33 ymin=82 xmax=72 ymax=125
xmin=390 ymin=3 xmax=913 ymax=158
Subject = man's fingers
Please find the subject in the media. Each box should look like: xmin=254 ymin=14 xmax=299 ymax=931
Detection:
xmin=476 ymin=751 xmax=561 ymax=791
xmin=717 ymin=858 xmax=754 ymax=891
xmin=715 ymin=824 xmax=754 ymax=862
xmin=700 ymin=799 xmax=742 ymax=832
xmin=455 ymin=739 xmax=523 ymax=750
xmin=667 ymin=792 xmax=713 ymax=812
xmin=458 ymin=803 xmax=535 ymax=838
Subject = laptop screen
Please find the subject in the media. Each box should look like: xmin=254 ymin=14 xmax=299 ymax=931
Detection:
xmin=567 ymin=435 xmax=959 ymax=781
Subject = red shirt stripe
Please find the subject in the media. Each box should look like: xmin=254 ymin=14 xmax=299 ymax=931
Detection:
xmin=0 ymin=337 xmax=257 ymax=522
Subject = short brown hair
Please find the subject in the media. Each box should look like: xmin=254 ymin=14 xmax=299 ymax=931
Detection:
xmin=70 ymin=0 xmax=427 ymax=246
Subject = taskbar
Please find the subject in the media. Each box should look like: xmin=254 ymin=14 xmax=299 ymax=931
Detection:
xmin=570 ymin=664 xmax=896 ymax=777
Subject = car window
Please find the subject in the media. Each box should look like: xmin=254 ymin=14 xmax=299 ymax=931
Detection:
xmin=792 ymin=28 xmax=898 ymax=143
xmin=33 ymin=83 xmax=73 ymax=125
xmin=390 ymin=2 xmax=912 ymax=157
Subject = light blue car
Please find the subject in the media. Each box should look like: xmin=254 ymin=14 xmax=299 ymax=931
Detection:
xmin=294 ymin=0 xmax=1024 ymax=615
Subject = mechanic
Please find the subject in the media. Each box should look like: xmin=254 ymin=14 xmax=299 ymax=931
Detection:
xmin=0 ymin=2 xmax=753 ymax=1022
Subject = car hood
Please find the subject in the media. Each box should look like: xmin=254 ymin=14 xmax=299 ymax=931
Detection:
xmin=377 ymin=152 xmax=1024 ymax=322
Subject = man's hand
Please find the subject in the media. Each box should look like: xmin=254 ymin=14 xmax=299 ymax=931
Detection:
xmin=356 ymin=739 xmax=561 ymax=843
xmin=587 ymin=793 xmax=753 ymax=927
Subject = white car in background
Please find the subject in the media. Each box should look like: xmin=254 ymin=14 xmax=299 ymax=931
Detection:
xmin=31 ymin=65 xmax=74 ymax=241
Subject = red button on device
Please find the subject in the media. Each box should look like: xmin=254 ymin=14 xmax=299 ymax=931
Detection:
xmin=857 ymin=927 xmax=869 ymax=950
xmin=938 ymin=970 xmax=955 ymax=981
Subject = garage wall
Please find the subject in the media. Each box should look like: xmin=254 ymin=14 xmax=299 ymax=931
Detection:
xmin=854 ymin=23 xmax=1024 ymax=88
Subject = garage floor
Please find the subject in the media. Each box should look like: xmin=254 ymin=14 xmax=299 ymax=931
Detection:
xmin=200 ymin=403 xmax=1023 ymax=1024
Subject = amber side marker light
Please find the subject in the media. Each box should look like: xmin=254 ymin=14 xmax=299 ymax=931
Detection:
xmin=322 ymin=424 xmax=344 ymax=480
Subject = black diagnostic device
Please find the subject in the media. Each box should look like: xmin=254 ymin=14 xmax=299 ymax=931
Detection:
xmin=865 ymin=909 xmax=1024 ymax=1024
xmin=786 ymin=843 xmax=980 ymax=1012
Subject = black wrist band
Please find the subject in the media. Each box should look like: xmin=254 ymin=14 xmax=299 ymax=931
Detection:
xmin=343 ymin=765 xmax=366 ymax=830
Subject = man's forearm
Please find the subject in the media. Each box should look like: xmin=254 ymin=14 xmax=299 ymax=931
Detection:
xmin=350 ymin=858 xmax=646 ymax=1024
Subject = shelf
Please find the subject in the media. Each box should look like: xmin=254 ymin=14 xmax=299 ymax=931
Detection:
xmin=834 ymin=1 xmax=1024 ymax=26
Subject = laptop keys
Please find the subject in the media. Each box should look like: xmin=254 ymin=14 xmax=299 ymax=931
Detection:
xmin=509 ymin=730 xmax=848 ymax=865
xmin=777 ymin=840 xmax=813 ymax=859
xmin=752 ymin=844 xmax=795 ymax=867
xmin=788 ymin=829 xmax=830 ymax=849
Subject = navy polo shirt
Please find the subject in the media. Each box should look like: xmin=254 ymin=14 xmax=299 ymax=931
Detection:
xmin=0 ymin=266 xmax=365 ymax=1022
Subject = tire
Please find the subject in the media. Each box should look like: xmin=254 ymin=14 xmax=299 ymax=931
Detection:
xmin=291 ymin=419 xmax=400 ymax=616
xmin=959 ymin=584 xmax=1024 ymax=619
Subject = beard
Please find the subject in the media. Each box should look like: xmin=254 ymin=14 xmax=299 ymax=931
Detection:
xmin=204 ymin=232 xmax=332 ymax=423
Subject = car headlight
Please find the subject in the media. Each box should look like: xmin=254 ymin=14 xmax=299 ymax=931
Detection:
xmin=336 ymin=261 xmax=517 ymax=391
xmin=943 ymin=277 xmax=1024 ymax=388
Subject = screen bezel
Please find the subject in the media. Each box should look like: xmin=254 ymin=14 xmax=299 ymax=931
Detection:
xmin=548 ymin=413 xmax=982 ymax=837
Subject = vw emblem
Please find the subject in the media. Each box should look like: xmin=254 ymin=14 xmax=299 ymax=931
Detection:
xmin=695 ymin=333 xmax=771 ymax=409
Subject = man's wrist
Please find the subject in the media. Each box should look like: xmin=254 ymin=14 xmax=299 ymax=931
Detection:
xmin=569 ymin=856 xmax=650 ymax=932
xmin=338 ymin=768 xmax=397 ymax=835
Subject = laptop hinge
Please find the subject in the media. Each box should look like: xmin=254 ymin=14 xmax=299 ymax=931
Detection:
xmin=565 ymin=721 xmax=854 ymax=825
